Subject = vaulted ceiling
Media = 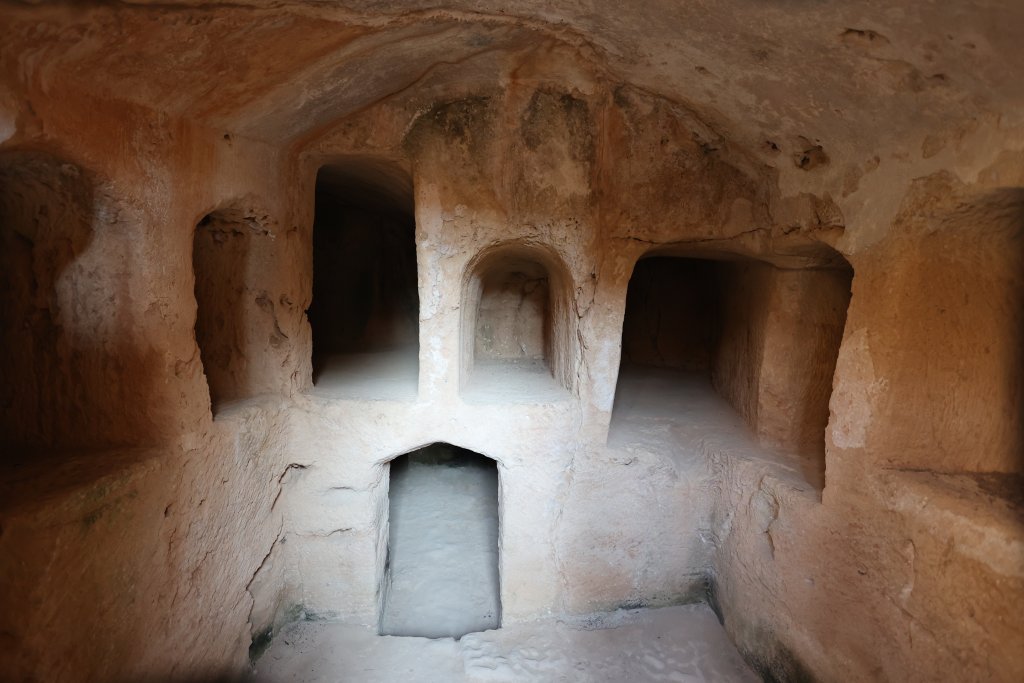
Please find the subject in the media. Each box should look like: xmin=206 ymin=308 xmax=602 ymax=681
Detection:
xmin=2 ymin=1 xmax=1022 ymax=244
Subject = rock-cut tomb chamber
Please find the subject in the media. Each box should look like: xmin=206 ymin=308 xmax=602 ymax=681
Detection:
xmin=0 ymin=2 xmax=1022 ymax=682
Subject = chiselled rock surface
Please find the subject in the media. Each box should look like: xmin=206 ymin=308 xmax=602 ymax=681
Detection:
xmin=0 ymin=2 xmax=1021 ymax=682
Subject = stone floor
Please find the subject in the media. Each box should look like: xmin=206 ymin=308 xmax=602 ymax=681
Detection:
xmin=462 ymin=358 xmax=569 ymax=404
xmin=610 ymin=365 xmax=821 ymax=488
xmin=252 ymin=603 xmax=759 ymax=682
xmin=310 ymin=350 xmax=419 ymax=401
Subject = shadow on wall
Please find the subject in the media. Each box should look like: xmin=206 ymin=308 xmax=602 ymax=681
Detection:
xmin=998 ymin=189 xmax=1024 ymax=476
xmin=0 ymin=150 xmax=163 ymax=459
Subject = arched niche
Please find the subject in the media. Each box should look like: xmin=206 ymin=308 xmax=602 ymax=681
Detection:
xmin=307 ymin=158 xmax=419 ymax=400
xmin=461 ymin=241 xmax=574 ymax=401
xmin=192 ymin=207 xmax=273 ymax=415
xmin=611 ymin=249 xmax=853 ymax=488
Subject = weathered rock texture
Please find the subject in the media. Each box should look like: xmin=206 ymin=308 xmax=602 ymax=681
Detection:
xmin=0 ymin=2 xmax=1022 ymax=682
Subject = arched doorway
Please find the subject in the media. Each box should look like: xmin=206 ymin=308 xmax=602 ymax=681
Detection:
xmin=379 ymin=443 xmax=501 ymax=638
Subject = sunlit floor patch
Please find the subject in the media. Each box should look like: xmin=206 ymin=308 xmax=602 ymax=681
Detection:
xmin=252 ymin=603 xmax=758 ymax=682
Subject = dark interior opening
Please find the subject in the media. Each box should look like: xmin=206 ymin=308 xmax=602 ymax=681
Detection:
xmin=619 ymin=257 xmax=723 ymax=373
xmin=308 ymin=161 xmax=419 ymax=396
xmin=612 ymin=255 xmax=852 ymax=485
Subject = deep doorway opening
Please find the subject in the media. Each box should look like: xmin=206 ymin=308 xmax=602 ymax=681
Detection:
xmin=610 ymin=254 xmax=852 ymax=486
xmin=380 ymin=443 xmax=501 ymax=639
xmin=308 ymin=160 xmax=419 ymax=399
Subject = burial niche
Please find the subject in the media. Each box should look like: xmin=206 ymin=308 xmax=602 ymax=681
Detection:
xmin=461 ymin=243 xmax=573 ymax=400
xmin=192 ymin=209 xmax=270 ymax=414
xmin=0 ymin=152 xmax=98 ymax=452
xmin=308 ymin=160 xmax=419 ymax=399
xmin=611 ymin=254 xmax=852 ymax=486
xmin=379 ymin=443 xmax=501 ymax=639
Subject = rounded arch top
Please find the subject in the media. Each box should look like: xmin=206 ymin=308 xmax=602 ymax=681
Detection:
xmin=464 ymin=239 xmax=573 ymax=290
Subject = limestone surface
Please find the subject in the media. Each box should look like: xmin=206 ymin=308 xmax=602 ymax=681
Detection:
xmin=0 ymin=2 xmax=1022 ymax=682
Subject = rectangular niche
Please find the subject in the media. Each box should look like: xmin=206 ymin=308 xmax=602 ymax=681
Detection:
xmin=610 ymin=254 xmax=852 ymax=487
xmin=460 ymin=242 xmax=573 ymax=403
xmin=193 ymin=209 xmax=269 ymax=415
xmin=379 ymin=443 xmax=500 ymax=638
xmin=307 ymin=160 xmax=419 ymax=400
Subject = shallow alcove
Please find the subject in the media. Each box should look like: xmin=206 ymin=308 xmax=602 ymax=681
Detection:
xmin=610 ymin=254 xmax=852 ymax=486
xmin=461 ymin=243 xmax=573 ymax=402
xmin=379 ymin=443 xmax=501 ymax=638
xmin=192 ymin=210 xmax=270 ymax=415
xmin=0 ymin=152 xmax=92 ymax=453
xmin=0 ymin=151 xmax=146 ymax=453
xmin=308 ymin=160 xmax=419 ymax=400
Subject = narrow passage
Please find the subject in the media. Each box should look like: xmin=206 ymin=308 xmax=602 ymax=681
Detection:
xmin=380 ymin=444 xmax=500 ymax=639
